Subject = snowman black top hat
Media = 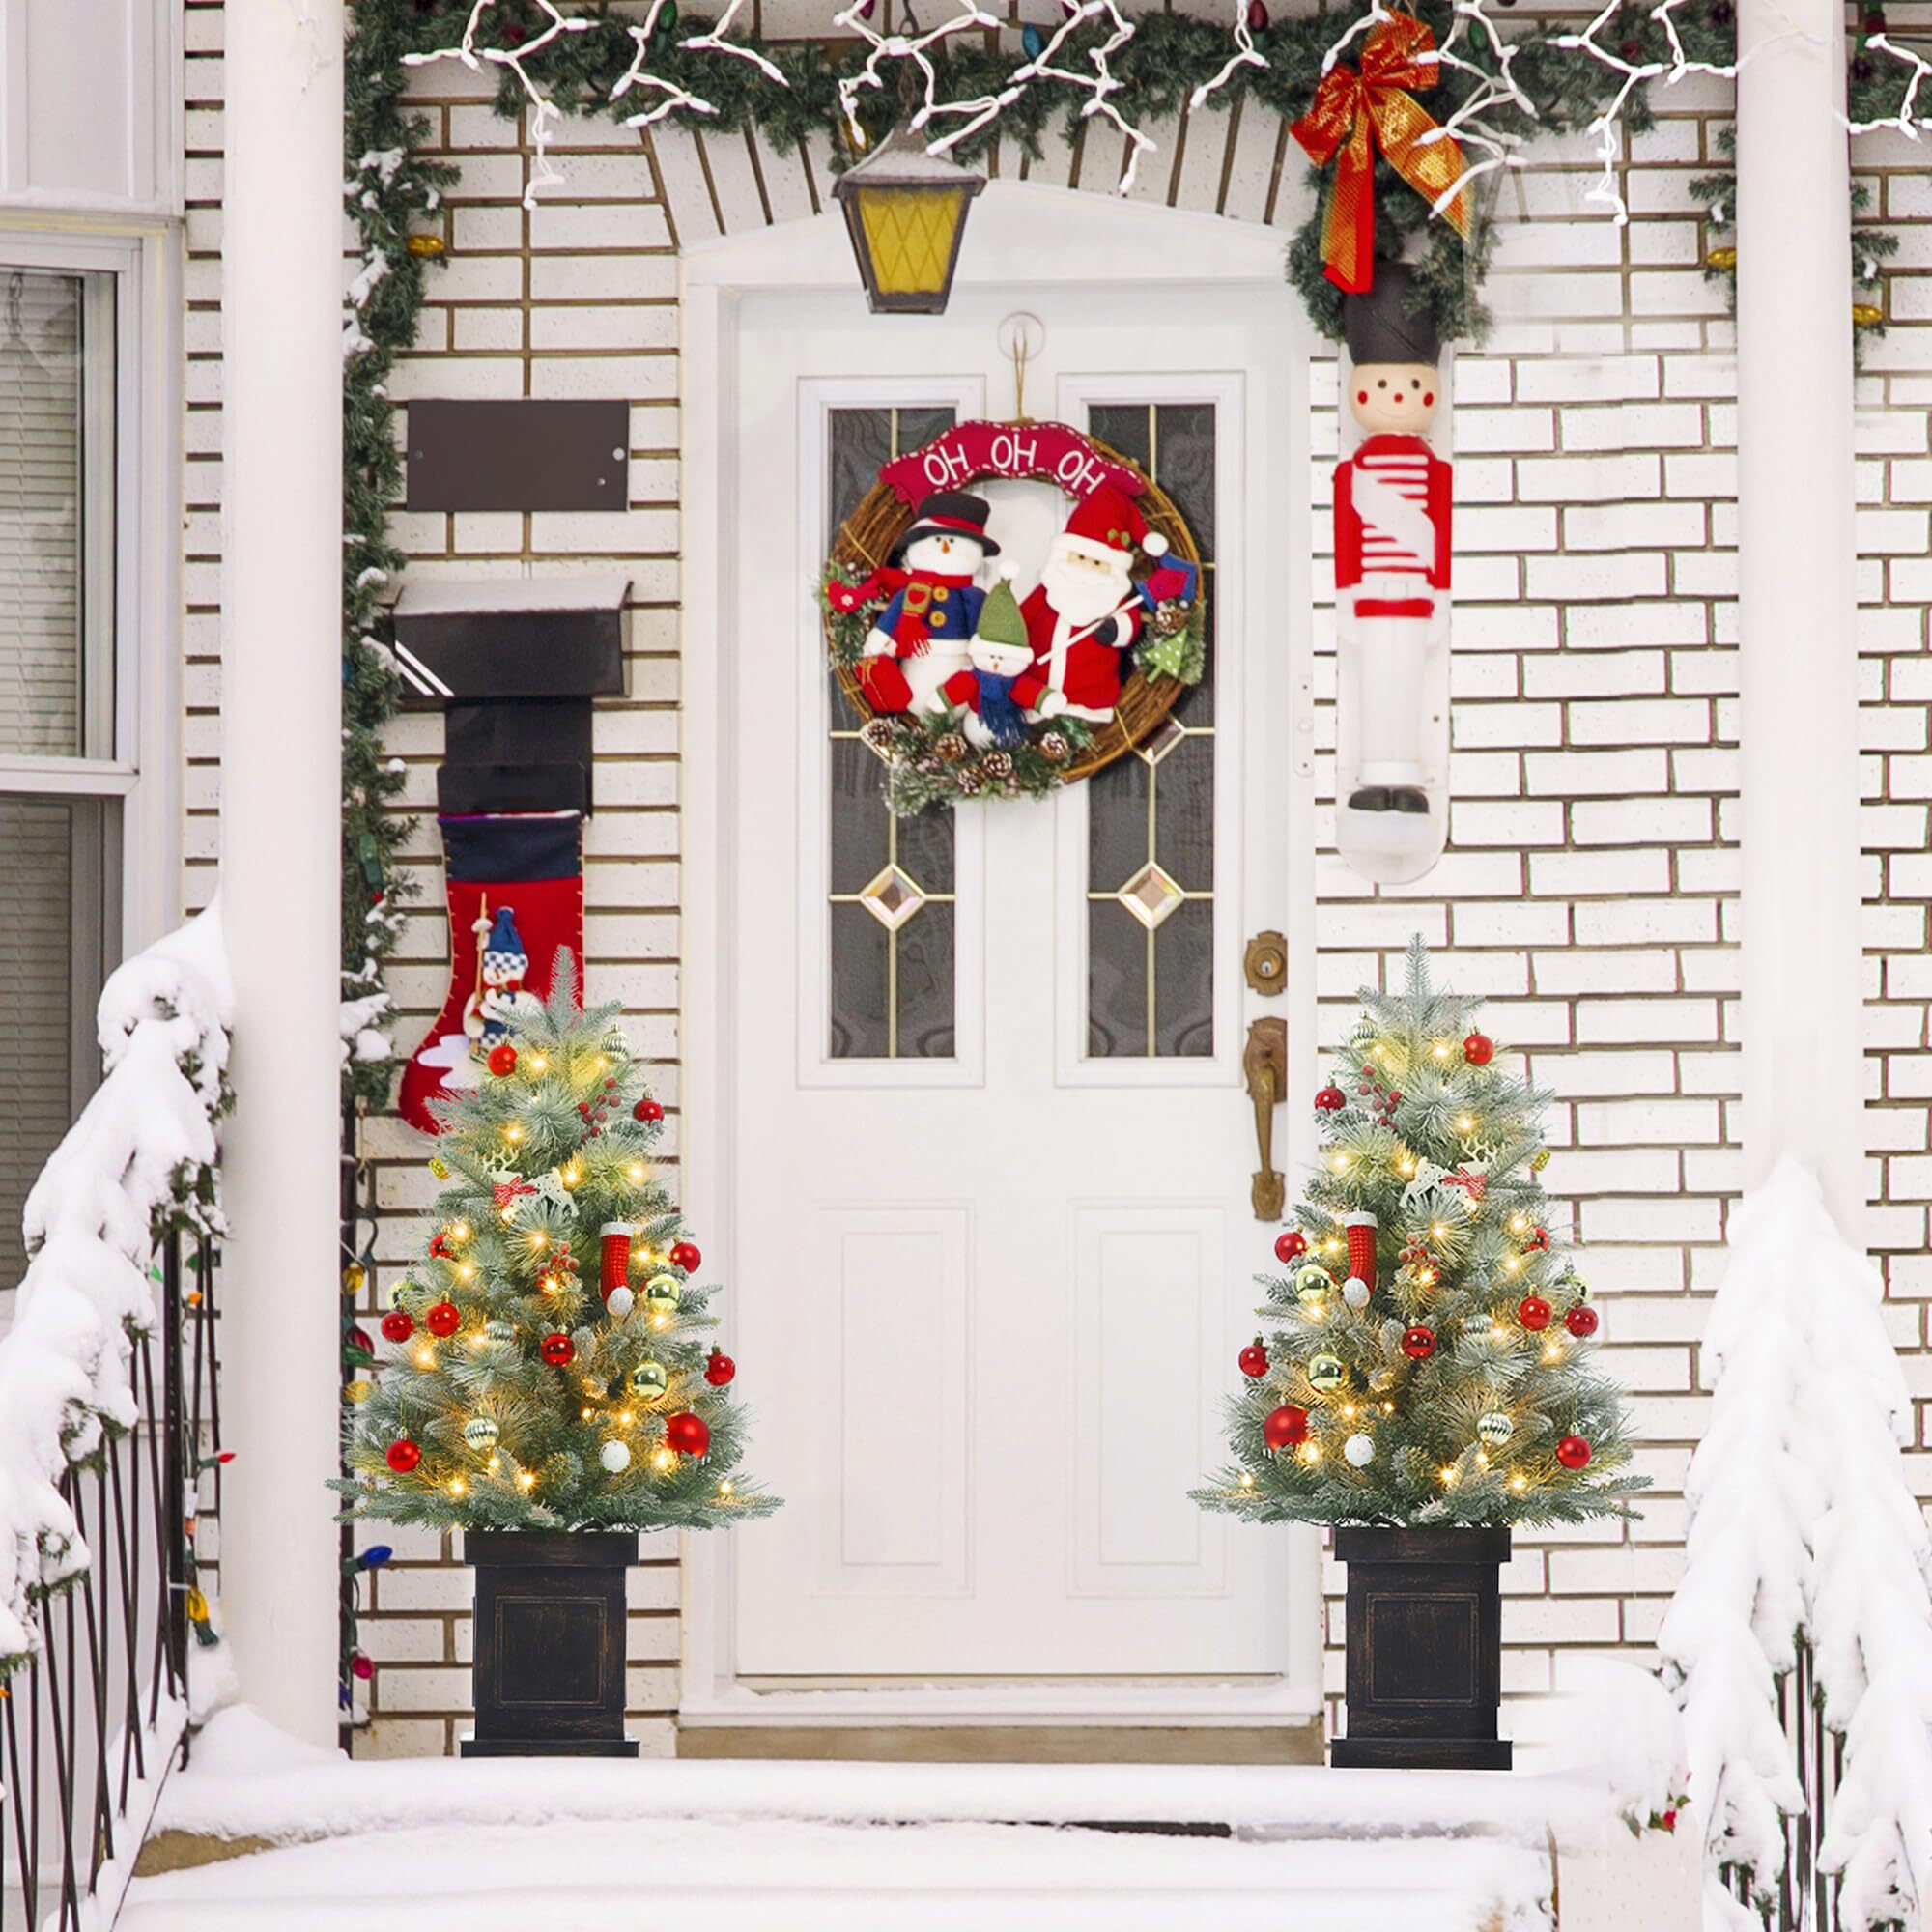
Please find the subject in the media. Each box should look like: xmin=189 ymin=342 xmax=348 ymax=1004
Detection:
xmin=899 ymin=490 xmax=1001 ymax=558
xmin=1344 ymin=263 xmax=1442 ymax=370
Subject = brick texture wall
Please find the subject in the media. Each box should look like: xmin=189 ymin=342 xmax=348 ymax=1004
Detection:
xmin=173 ymin=0 xmax=1932 ymax=1756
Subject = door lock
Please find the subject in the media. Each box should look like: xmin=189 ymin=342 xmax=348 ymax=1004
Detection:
xmin=1243 ymin=930 xmax=1288 ymax=997
xmin=1243 ymin=1016 xmax=1289 ymax=1222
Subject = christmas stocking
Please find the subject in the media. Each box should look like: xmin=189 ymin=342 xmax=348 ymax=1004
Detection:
xmin=398 ymin=810 xmax=585 ymax=1134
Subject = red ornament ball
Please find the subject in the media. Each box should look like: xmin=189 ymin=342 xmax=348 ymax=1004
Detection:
xmin=1274 ymin=1230 xmax=1308 ymax=1264
xmin=1517 ymin=1295 xmax=1552 ymax=1332
xmin=425 ymin=1300 xmax=461 ymax=1338
xmin=540 ymin=1332 xmax=575 ymax=1368
xmin=1402 ymin=1325 xmax=1436 ymax=1359
xmin=352 ymin=1652 xmax=374 ymax=1681
xmin=665 ymin=1411 xmax=711 ymax=1457
xmin=635 ymin=1097 xmax=665 ymax=1123
xmin=486 ymin=1042 xmax=518 ymax=1077
xmin=1237 ymin=1338 xmax=1270 ymax=1378
xmin=669 ymin=1240 xmax=702 ymax=1273
xmin=1555 ymin=1435 xmax=1593 ymax=1470
xmin=704 ymin=1348 xmax=736 ymax=1387
xmin=380 ymin=1310 xmax=414 ymax=1344
xmin=1565 ymin=1304 xmax=1600 ymax=1339
xmin=1263 ymin=1405 xmax=1310 ymax=1451
xmin=1314 ymin=1085 xmax=1346 ymax=1112
xmin=385 ymin=1438 xmax=421 ymax=1474
xmin=1463 ymin=1033 xmax=1494 ymax=1066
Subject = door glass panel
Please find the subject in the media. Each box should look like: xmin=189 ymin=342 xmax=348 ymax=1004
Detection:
xmin=1085 ymin=402 xmax=1217 ymax=1060
xmin=826 ymin=405 xmax=958 ymax=1061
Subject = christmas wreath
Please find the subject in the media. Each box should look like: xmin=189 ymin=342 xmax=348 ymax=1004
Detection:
xmin=818 ymin=419 xmax=1207 ymax=815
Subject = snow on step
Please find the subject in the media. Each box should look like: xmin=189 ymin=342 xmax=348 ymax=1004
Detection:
xmin=120 ymin=1816 xmax=1542 ymax=1932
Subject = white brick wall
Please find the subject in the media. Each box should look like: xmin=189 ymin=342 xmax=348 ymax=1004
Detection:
xmin=167 ymin=2 xmax=1932 ymax=1754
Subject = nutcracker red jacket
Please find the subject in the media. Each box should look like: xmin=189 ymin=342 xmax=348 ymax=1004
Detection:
xmin=1333 ymin=432 xmax=1453 ymax=594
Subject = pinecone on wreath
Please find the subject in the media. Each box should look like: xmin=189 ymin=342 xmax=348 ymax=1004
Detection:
xmin=1038 ymin=732 xmax=1070 ymax=764
xmin=935 ymin=733 xmax=969 ymax=765
xmin=861 ymin=719 xmax=896 ymax=755
xmin=955 ymin=766 xmax=986 ymax=796
xmin=983 ymin=751 xmax=1015 ymax=780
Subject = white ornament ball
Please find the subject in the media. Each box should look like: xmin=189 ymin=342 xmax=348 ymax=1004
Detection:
xmin=462 ymin=1416 xmax=499 ymax=1451
xmin=1477 ymin=1410 xmax=1514 ymax=1449
xmin=1343 ymin=1432 xmax=1376 ymax=1467
xmin=600 ymin=1439 xmax=633 ymax=1473
xmin=1343 ymin=1275 xmax=1371 ymax=1309
xmin=606 ymin=1284 xmax=636 ymax=1319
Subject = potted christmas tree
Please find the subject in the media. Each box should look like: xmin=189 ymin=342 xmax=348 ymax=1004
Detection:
xmin=1197 ymin=940 xmax=1643 ymax=1769
xmin=336 ymin=956 xmax=776 ymax=1755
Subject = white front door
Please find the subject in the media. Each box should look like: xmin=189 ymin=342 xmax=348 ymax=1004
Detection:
xmin=719 ymin=272 xmax=1305 ymax=1696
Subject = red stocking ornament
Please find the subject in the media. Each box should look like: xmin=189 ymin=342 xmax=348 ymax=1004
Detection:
xmin=1344 ymin=1211 xmax=1378 ymax=1302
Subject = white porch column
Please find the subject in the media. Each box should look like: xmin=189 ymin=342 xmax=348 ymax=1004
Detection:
xmin=1734 ymin=0 xmax=1866 ymax=1234
xmin=217 ymin=1 xmax=345 ymax=1747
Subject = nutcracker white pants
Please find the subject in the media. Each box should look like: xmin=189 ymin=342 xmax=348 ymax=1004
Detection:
xmin=1342 ymin=583 xmax=1444 ymax=787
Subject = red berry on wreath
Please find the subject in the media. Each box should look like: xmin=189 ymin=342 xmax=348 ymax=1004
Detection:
xmin=1518 ymin=1294 xmax=1552 ymax=1332
xmin=1402 ymin=1325 xmax=1436 ymax=1359
xmin=487 ymin=1042 xmax=517 ymax=1077
xmin=1315 ymin=1085 xmax=1346 ymax=1111
xmin=1237 ymin=1337 xmax=1269 ymax=1378
xmin=1463 ymin=1033 xmax=1493 ymax=1066
xmin=380 ymin=1310 xmax=414 ymax=1344
xmin=635 ymin=1097 xmax=664 ymax=1123
xmin=541 ymin=1332 xmax=575 ymax=1368
xmin=669 ymin=1240 xmax=702 ymax=1273
xmin=665 ymin=1411 xmax=710 ymax=1457
xmin=704 ymin=1348 xmax=736 ymax=1387
xmin=1565 ymin=1304 xmax=1600 ymax=1339
xmin=425 ymin=1300 xmax=461 ymax=1338
xmin=1263 ymin=1405 xmax=1310 ymax=1450
xmin=1275 ymin=1230 xmax=1308 ymax=1264
xmin=386 ymin=1439 xmax=422 ymax=1474
xmin=1555 ymin=1435 xmax=1593 ymax=1470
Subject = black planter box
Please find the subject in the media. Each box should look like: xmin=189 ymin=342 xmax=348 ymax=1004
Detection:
xmin=461 ymin=1530 xmax=639 ymax=1758
xmin=1330 ymin=1526 xmax=1512 ymax=1771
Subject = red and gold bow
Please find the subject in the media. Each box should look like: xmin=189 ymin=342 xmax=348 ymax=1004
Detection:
xmin=1291 ymin=14 xmax=1472 ymax=296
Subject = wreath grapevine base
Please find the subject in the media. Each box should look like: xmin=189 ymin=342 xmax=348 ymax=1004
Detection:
xmin=820 ymin=421 xmax=1208 ymax=816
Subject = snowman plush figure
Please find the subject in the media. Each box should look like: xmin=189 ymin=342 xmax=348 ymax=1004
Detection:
xmin=859 ymin=491 xmax=998 ymax=718
xmin=941 ymin=577 xmax=1044 ymax=750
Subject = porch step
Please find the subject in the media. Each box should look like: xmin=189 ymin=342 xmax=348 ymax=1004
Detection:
xmin=120 ymin=1815 xmax=1528 ymax=1931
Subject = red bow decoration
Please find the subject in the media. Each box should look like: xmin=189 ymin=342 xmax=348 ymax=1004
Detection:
xmin=493 ymin=1177 xmax=537 ymax=1212
xmin=827 ymin=566 xmax=907 ymax=614
xmin=1443 ymin=1166 xmax=1488 ymax=1203
xmin=1290 ymin=14 xmax=1472 ymax=296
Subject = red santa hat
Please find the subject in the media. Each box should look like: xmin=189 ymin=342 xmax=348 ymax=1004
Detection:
xmin=1059 ymin=484 xmax=1169 ymax=570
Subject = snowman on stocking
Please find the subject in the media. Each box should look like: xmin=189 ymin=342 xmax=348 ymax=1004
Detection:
xmin=858 ymin=491 xmax=998 ymax=717
xmin=466 ymin=904 xmax=541 ymax=1059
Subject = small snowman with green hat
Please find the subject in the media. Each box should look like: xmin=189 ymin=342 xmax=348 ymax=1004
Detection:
xmin=941 ymin=575 xmax=1046 ymax=752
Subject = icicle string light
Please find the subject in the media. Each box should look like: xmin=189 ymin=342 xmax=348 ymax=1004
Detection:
xmin=1187 ymin=0 xmax=1269 ymax=112
xmin=834 ymin=0 xmax=1008 ymax=148
xmin=1845 ymin=32 xmax=1932 ymax=137
xmin=612 ymin=0 xmax=722 ymax=128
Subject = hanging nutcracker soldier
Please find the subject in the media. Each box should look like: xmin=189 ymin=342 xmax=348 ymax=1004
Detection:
xmin=1333 ymin=264 xmax=1451 ymax=817
xmin=858 ymin=491 xmax=997 ymax=717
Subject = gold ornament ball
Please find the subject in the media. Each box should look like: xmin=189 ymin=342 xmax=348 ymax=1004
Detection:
xmin=463 ymin=1416 xmax=500 ymax=1451
xmin=643 ymin=1274 xmax=681 ymax=1317
xmin=341 ymin=1262 xmax=366 ymax=1296
xmin=1294 ymin=1263 xmax=1333 ymax=1308
xmin=345 ymin=1378 xmax=374 ymax=1406
xmin=406 ymin=232 xmax=447 ymax=258
xmin=1477 ymin=1410 xmax=1514 ymax=1449
xmin=1308 ymin=1352 xmax=1346 ymax=1394
xmin=629 ymin=1359 xmax=669 ymax=1400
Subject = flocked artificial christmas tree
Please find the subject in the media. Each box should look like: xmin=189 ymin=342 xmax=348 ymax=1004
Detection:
xmin=335 ymin=955 xmax=775 ymax=1533
xmin=1197 ymin=940 xmax=1644 ymax=1530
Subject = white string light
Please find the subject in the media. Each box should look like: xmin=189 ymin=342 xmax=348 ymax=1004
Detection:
xmin=1845 ymin=31 xmax=1932 ymax=136
xmin=403 ymin=0 xmax=597 ymax=210
xmin=611 ymin=0 xmax=721 ymax=128
xmin=1418 ymin=0 xmax=1539 ymax=215
xmin=834 ymin=0 xmax=1007 ymax=149
xmin=1549 ymin=0 xmax=1739 ymax=225
xmin=679 ymin=0 xmax=791 ymax=87
xmin=1187 ymin=0 xmax=1268 ymax=113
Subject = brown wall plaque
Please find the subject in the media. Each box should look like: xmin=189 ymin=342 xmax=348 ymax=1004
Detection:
xmin=405 ymin=398 xmax=630 ymax=512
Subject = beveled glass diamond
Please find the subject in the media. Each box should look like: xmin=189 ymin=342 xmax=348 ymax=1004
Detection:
xmin=859 ymin=863 xmax=926 ymax=932
xmin=1119 ymin=861 xmax=1184 ymax=930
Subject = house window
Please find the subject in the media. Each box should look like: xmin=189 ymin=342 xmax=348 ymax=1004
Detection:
xmin=0 ymin=261 xmax=128 ymax=1288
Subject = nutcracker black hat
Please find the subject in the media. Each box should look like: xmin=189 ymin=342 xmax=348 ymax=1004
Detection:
xmin=1344 ymin=263 xmax=1442 ymax=370
xmin=899 ymin=489 xmax=1001 ymax=558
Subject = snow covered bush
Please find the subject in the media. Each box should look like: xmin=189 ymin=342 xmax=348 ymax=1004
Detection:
xmin=1658 ymin=1158 xmax=1932 ymax=1932
xmin=0 ymin=902 xmax=232 ymax=1675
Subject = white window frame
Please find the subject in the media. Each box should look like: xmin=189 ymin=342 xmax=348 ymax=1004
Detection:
xmin=0 ymin=222 xmax=182 ymax=959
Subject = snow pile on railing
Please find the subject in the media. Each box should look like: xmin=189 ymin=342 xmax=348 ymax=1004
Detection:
xmin=0 ymin=901 xmax=232 ymax=1675
xmin=1658 ymin=1157 xmax=1932 ymax=1932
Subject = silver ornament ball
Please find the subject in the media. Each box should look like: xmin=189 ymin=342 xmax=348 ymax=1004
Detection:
xmin=1477 ymin=1410 xmax=1514 ymax=1449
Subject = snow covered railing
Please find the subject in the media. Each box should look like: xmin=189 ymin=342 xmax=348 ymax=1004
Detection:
xmin=1660 ymin=1159 xmax=1932 ymax=1932
xmin=0 ymin=902 xmax=233 ymax=1932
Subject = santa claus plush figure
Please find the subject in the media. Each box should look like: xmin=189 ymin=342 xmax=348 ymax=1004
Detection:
xmin=1334 ymin=263 xmax=1451 ymax=815
xmin=861 ymin=491 xmax=998 ymax=717
xmin=1023 ymin=484 xmax=1165 ymax=724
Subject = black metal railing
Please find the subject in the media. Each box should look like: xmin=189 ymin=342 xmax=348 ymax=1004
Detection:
xmin=0 ymin=1229 xmax=222 ymax=1932
xmin=1724 ymin=1635 xmax=1844 ymax=1932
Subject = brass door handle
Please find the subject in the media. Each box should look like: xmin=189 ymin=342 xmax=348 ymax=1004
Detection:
xmin=1243 ymin=1016 xmax=1288 ymax=1222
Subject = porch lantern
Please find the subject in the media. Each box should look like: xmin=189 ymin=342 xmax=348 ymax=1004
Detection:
xmin=833 ymin=131 xmax=984 ymax=315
